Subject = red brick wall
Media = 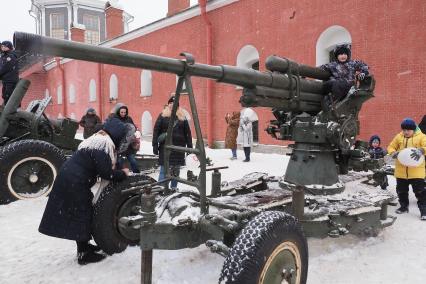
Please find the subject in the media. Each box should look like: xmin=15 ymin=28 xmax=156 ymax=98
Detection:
xmin=22 ymin=0 xmax=426 ymax=148
xmin=168 ymin=0 xmax=190 ymax=16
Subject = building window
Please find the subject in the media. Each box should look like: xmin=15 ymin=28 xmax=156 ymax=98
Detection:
xmin=83 ymin=14 xmax=100 ymax=45
xmin=109 ymin=74 xmax=118 ymax=100
xmin=316 ymin=25 xmax=352 ymax=66
xmin=69 ymin=84 xmax=76 ymax=104
xmin=141 ymin=70 xmax=153 ymax=97
xmin=57 ymin=85 xmax=63 ymax=105
xmin=237 ymin=45 xmax=260 ymax=70
xmin=89 ymin=79 xmax=97 ymax=102
xmin=141 ymin=111 xmax=153 ymax=136
xmin=51 ymin=13 xmax=65 ymax=39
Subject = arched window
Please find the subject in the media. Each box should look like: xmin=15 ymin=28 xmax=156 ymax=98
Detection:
xmin=57 ymin=85 xmax=63 ymax=105
xmin=316 ymin=25 xmax=352 ymax=66
xmin=141 ymin=111 xmax=153 ymax=136
xmin=70 ymin=112 xmax=76 ymax=120
xmin=57 ymin=113 xmax=63 ymax=119
xmin=109 ymin=74 xmax=118 ymax=100
xmin=236 ymin=45 xmax=260 ymax=70
xmin=89 ymin=79 xmax=97 ymax=102
xmin=69 ymin=84 xmax=76 ymax=104
xmin=141 ymin=70 xmax=152 ymax=97
xmin=241 ymin=108 xmax=259 ymax=143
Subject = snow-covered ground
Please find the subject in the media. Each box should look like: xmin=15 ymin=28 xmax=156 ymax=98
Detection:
xmin=1 ymin=141 xmax=426 ymax=284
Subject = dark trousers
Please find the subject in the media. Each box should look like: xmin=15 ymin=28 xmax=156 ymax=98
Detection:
xmin=243 ymin=147 xmax=251 ymax=161
xmin=117 ymin=154 xmax=140 ymax=173
xmin=396 ymin=178 xmax=426 ymax=210
xmin=2 ymin=81 xmax=17 ymax=105
xmin=323 ymin=79 xmax=352 ymax=103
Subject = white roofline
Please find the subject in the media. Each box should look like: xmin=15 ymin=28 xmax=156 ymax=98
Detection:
xmin=43 ymin=0 xmax=239 ymax=71
xmin=101 ymin=0 xmax=239 ymax=47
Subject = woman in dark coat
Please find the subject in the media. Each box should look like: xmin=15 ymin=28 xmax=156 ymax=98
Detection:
xmin=39 ymin=118 xmax=129 ymax=265
xmin=225 ymin=111 xmax=240 ymax=160
xmin=152 ymin=96 xmax=192 ymax=189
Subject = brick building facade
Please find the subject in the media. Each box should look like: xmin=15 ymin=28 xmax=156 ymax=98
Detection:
xmin=20 ymin=0 xmax=426 ymax=148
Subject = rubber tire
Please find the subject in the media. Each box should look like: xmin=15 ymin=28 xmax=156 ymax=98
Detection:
xmin=92 ymin=174 xmax=156 ymax=255
xmin=0 ymin=139 xmax=66 ymax=205
xmin=219 ymin=211 xmax=308 ymax=284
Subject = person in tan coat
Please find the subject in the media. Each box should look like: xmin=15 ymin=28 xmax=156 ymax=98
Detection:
xmin=225 ymin=111 xmax=240 ymax=160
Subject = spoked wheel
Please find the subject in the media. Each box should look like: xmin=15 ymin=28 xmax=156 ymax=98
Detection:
xmin=219 ymin=211 xmax=308 ymax=284
xmin=0 ymin=140 xmax=66 ymax=204
xmin=92 ymin=174 xmax=156 ymax=255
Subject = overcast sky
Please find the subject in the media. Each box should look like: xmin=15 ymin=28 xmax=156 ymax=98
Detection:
xmin=0 ymin=0 xmax=199 ymax=42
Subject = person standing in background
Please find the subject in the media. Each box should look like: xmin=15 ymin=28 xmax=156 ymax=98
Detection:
xmin=0 ymin=41 xmax=19 ymax=106
xmin=79 ymin=108 xmax=102 ymax=139
xmin=238 ymin=116 xmax=253 ymax=162
xmin=225 ymin=111 xmax=240 ymax=160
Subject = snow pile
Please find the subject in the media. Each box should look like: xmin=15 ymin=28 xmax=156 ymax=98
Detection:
xmin=1 ymin=141 xmax=426 ymax=283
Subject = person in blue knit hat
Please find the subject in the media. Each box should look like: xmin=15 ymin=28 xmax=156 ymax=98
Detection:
xmin=368 ymin=134 xmax=388 ymax=189
xmin=39 ymin=117 xmax=130 ymax=265
xmin=368 ymin=135 xmax=386 ymax=159
xmin=387 ymin=118 xmax=426 ymax=220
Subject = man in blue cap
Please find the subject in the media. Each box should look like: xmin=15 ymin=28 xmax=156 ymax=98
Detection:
xmin=0 ymin=41 xmax=19 ymax=105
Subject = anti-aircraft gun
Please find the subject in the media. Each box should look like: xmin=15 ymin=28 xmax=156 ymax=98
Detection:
xmin=0 ymin=79 xmax=81 ymax=204
xmin=14 ymin=32 xmax=396 ymax=284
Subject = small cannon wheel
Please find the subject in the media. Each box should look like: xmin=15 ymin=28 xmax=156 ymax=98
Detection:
xmin=0 ymin=140 xmax=65 ymax=204
xmin=92 ymin=174 xmax=156 ymax=255
xmin=219 ymin=211 xmax=308 ymax=284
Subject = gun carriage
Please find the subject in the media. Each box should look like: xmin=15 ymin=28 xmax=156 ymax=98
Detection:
xmin=14 ymin=32 xmax=396 ymax=284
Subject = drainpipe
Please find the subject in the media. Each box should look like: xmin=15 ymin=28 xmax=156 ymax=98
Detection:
xmin=98 ymin=63 xmax=103 ymax=120
xmin=56 ymin=58 xmax=68 ymax=117
xmin=199 ymin=0 xmax=214 ymax=147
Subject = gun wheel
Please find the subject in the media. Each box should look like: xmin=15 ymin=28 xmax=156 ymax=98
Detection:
xmin=0 ymin=140 xmax=65 ymax=204
xmin=92 ymin=174 xmax=156 ymax=255
xmin=219 ymin=211 xmax=308 ymax=284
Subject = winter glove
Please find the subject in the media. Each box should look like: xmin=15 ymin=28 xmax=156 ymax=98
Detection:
xmin=153 ymin=145 xmax=159 ymax=155
xmin=357 ymin=72 xmax=366 ymax=80
xmin=410 ymin=148 xmax=424 ymax=161
xmin=391 ymin=151 xmax=399 ymax=159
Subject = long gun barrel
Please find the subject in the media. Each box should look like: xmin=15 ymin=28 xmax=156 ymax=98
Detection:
xmin=14 ymin=32 xmax=326 ymax=111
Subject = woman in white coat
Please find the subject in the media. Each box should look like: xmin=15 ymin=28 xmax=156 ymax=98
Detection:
xmin=237 ymin=116 xmax=253 ymax=162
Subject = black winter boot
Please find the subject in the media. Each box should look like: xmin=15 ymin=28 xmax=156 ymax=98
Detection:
xmin=88 ymin=243 xmax=101 ymax=252
xmin=76 ymin=241 xmax=105 ymax=265
xmin=419 ymin=206 xmax=426 ymax=221
xmin=395 ymin=206 xmax=409 ymax=214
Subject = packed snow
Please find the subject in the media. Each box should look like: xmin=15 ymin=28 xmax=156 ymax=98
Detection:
xmin=1 ymin=141 xmax=426 ymax=284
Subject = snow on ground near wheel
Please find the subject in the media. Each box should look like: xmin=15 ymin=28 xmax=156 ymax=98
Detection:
xmin=1 ymin=141 xmax=426 ymax=283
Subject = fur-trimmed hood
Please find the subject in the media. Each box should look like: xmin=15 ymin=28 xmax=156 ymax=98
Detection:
xmin=161 ymin=106 xmax=186 ymax=121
